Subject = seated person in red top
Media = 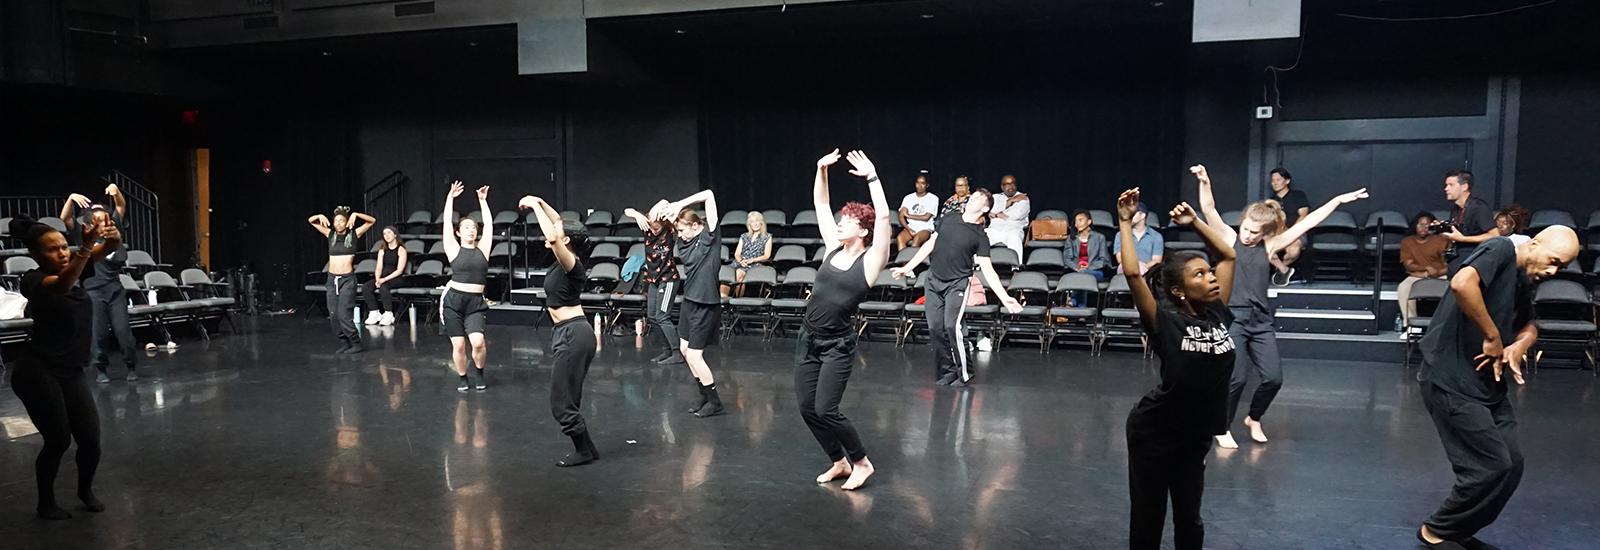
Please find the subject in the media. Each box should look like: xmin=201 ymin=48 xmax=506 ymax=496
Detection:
xmin=1063 ymin=210 xmax=1110 ymax=282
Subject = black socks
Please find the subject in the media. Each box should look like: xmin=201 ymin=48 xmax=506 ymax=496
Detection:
xmin=694 ymin=384 xmax=726 ymax=418
xmin=688 ymin=383 xmax=710 ymax=414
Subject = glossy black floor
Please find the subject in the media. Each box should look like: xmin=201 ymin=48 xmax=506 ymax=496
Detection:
xmin=3 ymin=318 xmax=1598 ymax=549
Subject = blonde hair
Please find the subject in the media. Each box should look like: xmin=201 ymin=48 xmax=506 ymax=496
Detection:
xmin=1243 ymin=199 xmax=1287 ymax=236
xmin=746 ymin=211 xmax=767 ymax=235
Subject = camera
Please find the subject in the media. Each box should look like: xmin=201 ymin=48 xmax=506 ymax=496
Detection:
xmin=1427 ymin=220 xmax=1455 ymax=235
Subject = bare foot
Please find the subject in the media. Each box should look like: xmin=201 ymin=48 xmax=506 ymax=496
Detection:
xmin=1244 ymin=417 xmax=1269 ymax=443
xmin=1214 ymin=432 xmax=1239 ymax=449
xmin=841 ymin=457 xmax=875 ymax=491
xmin=816 ymin=459 xmax=852 ymax=484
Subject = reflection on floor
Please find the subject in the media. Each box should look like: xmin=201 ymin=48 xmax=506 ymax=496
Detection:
xmin=2 ymin=317 xmax=1597 ymax=549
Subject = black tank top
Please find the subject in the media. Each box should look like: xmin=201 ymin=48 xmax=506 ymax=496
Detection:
xmin=1227 ymin=240 xmax=1272 ymax=319
xmin=328 ymin=231 xmax=357 ymax=256
xmin=804 ymin=249 xmax=871 ymax=336
xmin=543 ymin=261 xmax=587 ymax=308
xmin=450 ymin=247 xmax=489 ymax=285
xmin=379 ymin=244 xmax=401 ymax=275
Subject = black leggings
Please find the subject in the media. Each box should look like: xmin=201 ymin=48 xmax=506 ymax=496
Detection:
xmin=362 ymin=280 xmax=402 ymax=314
xmin=550 ymin=317 xmax=598 ymax=436
xmin=795 ymin=327 xmax=867 ymax=463
xmin=923 ymin=280 xmax=969 ymax=381
xmin=89 ymin=286 xmax=137 ymax=371
xmin=10 ymin=367 xmax=101 ymax=510
xmin=1126 ymin=419 xmax=1211 ymax=550
xmin=326 ymin=274 xmax=358 ymax=341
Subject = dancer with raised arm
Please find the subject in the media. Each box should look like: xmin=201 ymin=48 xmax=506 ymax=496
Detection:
xmin=799 ymin=149 xmax=892 ymax=491
xmin=664 ymin=188 xmax=728 ymax=417
xmin=1116 ymin=189 xmax=1236 ymax=550
xmin=9 ymin=215 xmax=121 ymax=519
xmin=1192 ymin=164 xmax=1368 ymax=448
xmin=308 ymin=205 xmax=376 ymax=353
xmin=520 ymin=194 xmax=602 ymax=467
xmin=440 ymin=182 xmax=495 ymax=392
xmin=61 ymin=184 xmax=140 ymax=381
xmin=891 ymin=187 xmax=1023 ymax=387
xmin=622 ymin=200 xmax=686 ymax=366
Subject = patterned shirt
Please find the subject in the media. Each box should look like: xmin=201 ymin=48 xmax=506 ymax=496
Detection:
xmin=641 ymin=225 xmax=680 ymax=284
xmin=737 ymin=232 xmax=770 ymax=265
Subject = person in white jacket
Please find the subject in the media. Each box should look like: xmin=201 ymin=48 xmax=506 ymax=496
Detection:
xmin=985 ymin=174 xmax=1029 ymax=253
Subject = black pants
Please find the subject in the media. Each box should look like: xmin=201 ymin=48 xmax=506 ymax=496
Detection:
xmin=550 ymin=317 xmax=598 ymax=436
xmin=88 ymin=286 xmax=137 ymax=372
xmin=1126 ymin=419 xmax=1211 ymax=550
xmin=923 ymin=279 xmax=969 ymax=381
xmin=10 ymin=367 xmax=101 ymax=509
xmin=325 ymin=274 xmax=359 ymax=342
xmin=1420 ymin=380 xmax=1524 ymax=541
xmin=362 ymin=280 xmax=401 ymax=314
xmin=795 ymin=327 xmax=867 ymax=463
xmin=646 ymin=281 xmax=680 ymax=351
xmin=1227 ymin=310 xmax=1282 ymax=423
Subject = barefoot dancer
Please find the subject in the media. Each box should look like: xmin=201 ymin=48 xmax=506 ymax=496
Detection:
xmin=308 ymin=205 xmax=376 ymax=353
xmin=520 ymin=194 xmax=602 ymax=467
xmin=1192 ymin=165 xmax=1368 ymax=448
xmin=663 ymin=188 xmax=727 ymax=418
xmin=799 ymin=149 xmax=892 ymax=491
xmin=9 ymin=215 xmax=121 ymax=519
xmin=1116 ymin=190 xmax=1236 ymax=550
xmin=441 ymin=182 xmax=494 ymax=392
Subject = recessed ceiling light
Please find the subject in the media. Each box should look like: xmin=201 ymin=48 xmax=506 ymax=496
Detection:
xmin=920 ymin=13 xmax=935 ymax=19
xmin=320 ymin=51 xmax=332 ymax=56
xmin=674 ymin=29 xmax=687 ymax=34
xmin=467 ymin=41 xmax=478 ymax=46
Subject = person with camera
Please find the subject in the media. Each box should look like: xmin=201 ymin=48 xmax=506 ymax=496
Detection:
xmin=1440 ymin=170 xmax=1498 ymax=250
xmin=1398 ymin=211 xmax=1450 ymax=332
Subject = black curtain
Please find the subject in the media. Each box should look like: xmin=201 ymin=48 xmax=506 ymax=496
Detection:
xmin=697 ymin=29 xmax=1186 ymax=218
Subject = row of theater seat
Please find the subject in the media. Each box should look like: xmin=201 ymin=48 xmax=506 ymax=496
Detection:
xmin=1 ymin=253 xmax=238 ymax=346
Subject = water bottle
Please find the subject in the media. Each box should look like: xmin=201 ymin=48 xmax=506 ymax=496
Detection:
xmin=1394 ymin=315 xmax=1403 ymax=333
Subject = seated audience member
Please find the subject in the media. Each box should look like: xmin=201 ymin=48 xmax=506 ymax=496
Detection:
xmin=1110 ymin=201 xmax=1164 ymax=275
xmin=1266 ymin=167 xmax=1309 ymax=284
xmin=984 ymin=174 xmax=1029 ymax=253
xmin=897 ymin=174 xmax=939 ymax=250
xmin=1494 ymin=204 xmax=1532 ymax=246
xmin=1064 ymin=210 xmax=1110 ymax=281
xmin=936 ymin=176 xmax=972 ymax=223
xmin=1398 ymin=211 xmax=1449 ymax=328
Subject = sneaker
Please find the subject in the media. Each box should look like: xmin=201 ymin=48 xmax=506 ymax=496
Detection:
xmin=457 ymin=377 xmax=470 ymax=393
xmin=96 ymin=371 xmax=111 ymax=384
xmin=1272 ymin=268 xmax=1295 ymax=287
xmin=364 ymin=311 xmax=382 ymax=325
xmin=474 ymin=369 xmax=487 ymax=392
xmin=935 ymin=372 xmax=957 ymax=386
xmin=379 ymin=312 xmax=395 ymax=326
xmin=976 ymin=337 xmax=993 ymax=352
xmin=658 ymin=353 xmax=686 ymax=366
xmin=650 ymin=350 xmax=674 ymax=363
xmin=125 ymin=369 xmax=139 ymax=382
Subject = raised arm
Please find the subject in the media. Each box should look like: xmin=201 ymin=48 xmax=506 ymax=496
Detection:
xmin=1266 ymin=187 xmax=1369 ymax=253
xmin=308 ymin=213 xmax=331 ymax=237
xmin=519 ymin=195 xmax=577 ymax=272
xmin=814 ymin=148 xmax=843 ymax=254
xmin=846 ymin=150 xmax=895 ymax=283
xmin=475 ymin=186 xmax=494 ymax=253
xmin=61 ymin=193 xmax=91 ymax=231
xmin=1190 ymin=164 xmax=1235 ymax=245
xmin=623 ymin=200 xmax=667 ymax=232
xmin=1117 ymin=189 xmax=1160 ymax=328
xmin=668 ymin=190 xmax=719 ymax=229
xmin=890 ymin=233 xmax=938 ymax=279
xmin=1180 ymin=202 xmax=1237 ymax=305
xmin=352 ymin=211 xmax=378 ymax=238
xmin=442 ymin=182 xmax=463 ymax=260
xmin=105 ymin=183 xmax=127 ymax=218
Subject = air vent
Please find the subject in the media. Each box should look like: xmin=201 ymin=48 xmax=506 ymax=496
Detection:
xmin=242 ymin=15 xmax=279 ymax=29
xmin=394 ymin=2 xmax=435 ymax=17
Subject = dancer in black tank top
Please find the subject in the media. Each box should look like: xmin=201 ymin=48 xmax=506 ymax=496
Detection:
xmin=520 ymin=194 xmax=602 ymax=467
xmin=1192 ymin=164 xmax=1368 ymax=449
xmin=308 ymin=205 xmax=376 ymax=353
xmin=798 ymin=149 xmax=894 ymax=491
xmin=441 ymin=181 xmax=496 ymax=392
xmin=363 ymin=226 xmax=408 ymax=326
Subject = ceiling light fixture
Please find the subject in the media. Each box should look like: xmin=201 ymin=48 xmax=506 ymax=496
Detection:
xmin=920 ymin=13 xmax=935 ymax=19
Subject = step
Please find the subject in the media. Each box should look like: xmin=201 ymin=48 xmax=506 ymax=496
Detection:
xmin=1274 ymin=308 xmax=1378 ymax=335
xmin=488 ymin=303 xmax=545 ymax=326
xmin=508 ymin=287 xmax=545 ymax=306
xmin=1279 ymin=331 xmax=1407 ymax=362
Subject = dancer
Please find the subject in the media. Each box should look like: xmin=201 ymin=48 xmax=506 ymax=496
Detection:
xmin=800 ymin=149 xmax=892 ymax=491
xmin=519 ymin=194 xmax=601 ymax=467
xmin=9 ymin=215 xmax=121 ymax=519
xmin=891 ymin=186 xmax=1023 ymax=387
xmin=363 ymin=226 xmax=408 ymax=326
xmin=441 ymin=181 xmax=494 ymax=392
xmin=1415 ymin=227 xmax=1576 ymax=549
xmin=663 ymin=187 xmax=727 ymax=417
xmin=1116 ymin=189 xmax=1237 ymax=550
xmin=60 ymin=184 xmax=139 ymax=382
xmin=1193 ymin=164 xmax=1368 ymax=448
xmin=622 ymin=200 xmax=686 ymax=366
xmin=308 ymin=205 xmax=376 ymax=353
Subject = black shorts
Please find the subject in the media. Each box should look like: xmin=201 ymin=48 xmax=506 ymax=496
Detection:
xmin=440 ymin=288 xmax=489 ymax=337
xmin=678 ymin=300 xmax=721 ymax=350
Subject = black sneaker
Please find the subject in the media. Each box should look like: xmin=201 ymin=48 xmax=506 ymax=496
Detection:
xmin=650 ymin=350 xmax=674 ymax=363
xmin=457 ymin=377 xmax=470 ymax=393
xmin=125 ymin=369 xmax=139 ymax=382
xmin=474 ymin=369 xmax=487 ymax=392
xmin=935 ymin=372 xmax=957 ymax=386
xmin=658 ymin=353 xmax=686 ymax=366
xmin=96 ymin=371 xmax=111 ymax=384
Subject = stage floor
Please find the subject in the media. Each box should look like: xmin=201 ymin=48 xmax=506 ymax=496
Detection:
xmin=2 ymin=318 xmax=1597 ymax=549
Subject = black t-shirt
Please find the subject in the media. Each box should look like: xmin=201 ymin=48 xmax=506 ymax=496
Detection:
xmin=1420 ymin=238 xmax=1530 ymax=404
xmin=1274 ymin=189 xmax=1310 ymax=229
xmin=1128 ymin=301 xmax=1237 ymax=435
xmin=543 ymin=260 xmax=587 ymax=308
xmin=20 ymin=269 xmax=93 ymax=376
xmin=804 ymin=250 xmax=870 ymax=336
xmin=927 ymin=214 xmax=991 ymax=286
xmin=675 ymin=229 xmax=720 ymax=304
xmin=1453 ymin=195 xmax=1496 ymax=238
xmin=72 ymin=209 xmax=128 ymax=293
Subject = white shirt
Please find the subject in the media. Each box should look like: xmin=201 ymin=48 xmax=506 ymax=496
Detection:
xmin=900 ymin=192 xmax=940 ymax=232
xmin=990 ymin=194 xmax=1030 ymax=230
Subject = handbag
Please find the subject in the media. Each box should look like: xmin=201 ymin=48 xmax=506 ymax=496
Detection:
xmin=1029 ymin=218 xmax=1068 ymax=241
xmin=0 ymin=289 xmax=26 ymax=320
